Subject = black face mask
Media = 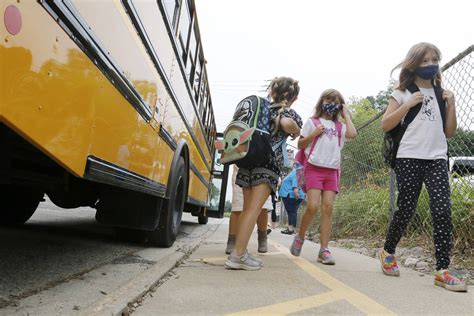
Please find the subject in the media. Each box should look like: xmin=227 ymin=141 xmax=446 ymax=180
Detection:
xmin=322 ymin=103 xmax=340 ymax=117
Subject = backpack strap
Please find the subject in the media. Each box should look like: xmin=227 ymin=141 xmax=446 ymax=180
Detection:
xmin=403 ymin=84 xmax=423 ymax=126
xmin=433 ymin=85 xmax=446 ymax=133
xmin=306 ymin=118 xmax=320 ymax=158
xmin=335 ymin=121 xmax=343 ymax=146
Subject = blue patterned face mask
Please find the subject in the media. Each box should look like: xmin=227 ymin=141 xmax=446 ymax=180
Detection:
xmin=322 ymin=103 xmax=340 ymax=117
xmin=414 ymin=64 xmax=439 ymax=80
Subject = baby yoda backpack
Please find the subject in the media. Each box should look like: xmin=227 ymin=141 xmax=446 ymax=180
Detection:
xmin=215 ymin=95 xmax=272 ymax=168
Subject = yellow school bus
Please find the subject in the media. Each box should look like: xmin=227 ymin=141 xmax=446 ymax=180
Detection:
xmin=0 ymin=0 xmax=229 ymax=247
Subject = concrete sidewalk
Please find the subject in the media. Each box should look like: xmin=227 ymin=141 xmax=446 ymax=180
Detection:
xmin=133 ymin=218 xmax=472 ymax=315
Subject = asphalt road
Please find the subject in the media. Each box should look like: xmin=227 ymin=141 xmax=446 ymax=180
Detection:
xmin=0 ymin=198 xmax=212 ymax=314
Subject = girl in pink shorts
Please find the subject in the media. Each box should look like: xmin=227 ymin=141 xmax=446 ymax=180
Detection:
xmin=289 ymin=89 xmax=357 ymax=265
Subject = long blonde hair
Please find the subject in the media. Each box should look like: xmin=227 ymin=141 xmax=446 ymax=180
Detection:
xmin=268 ymin=76 xmax=300 ymax=135
xmin=391 ymin=42 xmax=442 ymax=91
xmin=313 ymin=89 xmax=345 ymax=121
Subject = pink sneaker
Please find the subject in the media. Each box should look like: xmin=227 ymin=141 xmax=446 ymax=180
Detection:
xmin=317 ymin=248 xmax=335 ymax=265
xmin=290 ymin=235 xmax=304 ymax=256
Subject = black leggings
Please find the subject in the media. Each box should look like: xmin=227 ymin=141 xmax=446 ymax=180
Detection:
xmin=384 ymin=158 xmax=452 ymax=270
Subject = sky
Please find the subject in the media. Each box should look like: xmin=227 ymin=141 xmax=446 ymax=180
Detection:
xmin=194 ymin=0 xmax=473 ymax=201
xmin=195 ymin=0 xmax=473 ymax=131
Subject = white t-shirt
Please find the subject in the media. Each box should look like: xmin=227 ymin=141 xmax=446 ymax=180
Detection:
xmin=391 ymin=87 xmax=447 ymax=160
xmin=301 ymin=118 xmax=347 ymax=169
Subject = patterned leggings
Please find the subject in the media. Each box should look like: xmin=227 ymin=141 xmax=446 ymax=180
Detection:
xmin=384 ymin=158 xmax=452 ymax=270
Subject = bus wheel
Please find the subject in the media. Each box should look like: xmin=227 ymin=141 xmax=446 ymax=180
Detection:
xmin=148 ymin=157 xmax=187 ymax=247
xmin=0 ymin=185 xmax=43 ymax=225
xmin=198 ymin=215 xmax=208 ymax=225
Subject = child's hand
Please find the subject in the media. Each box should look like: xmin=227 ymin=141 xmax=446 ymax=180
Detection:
xmin=313 ymin=124 xmax=325 ymax=137
xmin=442 ymin=90 xmax=455 ymax=106
xmin=290 ymin=131 xmax=300 ymax=140
xmin=405 ymin=91 xmax=424 ymax=108
xmin=341 ymin=104 xmax=351 ymax=118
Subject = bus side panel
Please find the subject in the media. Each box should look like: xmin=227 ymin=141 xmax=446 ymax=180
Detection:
xmin=129 ymin=1 xmax=212 ymax=203
xmin=1 ymin=0 xmax=95 ymax=176
xmin=70 ymin=0 xmax=163 ymax=183
xmin=73 ymin=0 xmax=210 ymax=203
xmin=131 ymin=0 xmax=213 ymax=168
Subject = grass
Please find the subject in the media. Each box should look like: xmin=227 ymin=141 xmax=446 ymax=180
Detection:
xmin=305 ymin=175 xmax=473 ymax=264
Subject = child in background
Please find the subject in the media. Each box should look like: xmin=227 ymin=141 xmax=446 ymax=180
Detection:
xmin=380 ymin=42 xmax=466 ymax=292
xmin=290 ymin=89 xmax=356 ymax=265
xmin=279 ymin=165 xmax=305 ymax=235
xmin=225 ymin=77 xmax=303 ymax=271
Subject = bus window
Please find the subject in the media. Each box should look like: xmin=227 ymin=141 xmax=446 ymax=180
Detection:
xmin=162 ymin=0 xmax=179 ymax=27
xmin=188 ymin=27 xmax=198 ymax=84
xmin=193 ymin=58 xmax=202 ymax=102
xmin=177 ymin=0 xmax=191 ymax=62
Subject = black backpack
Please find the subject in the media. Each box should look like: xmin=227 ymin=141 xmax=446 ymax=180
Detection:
xmin=383 ymin=83 xmax=446 ymax=168
xmin=214 ymin=95 xmax=272 ymax=168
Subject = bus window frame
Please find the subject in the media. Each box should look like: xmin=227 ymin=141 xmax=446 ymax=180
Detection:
xmin=156 ymin=0 xmax=216 ymax=159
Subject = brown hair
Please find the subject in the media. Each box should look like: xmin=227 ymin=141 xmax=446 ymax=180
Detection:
xmin=267 ymin=77 xmax=300 ymax=134
xmin=313 ymin=89 xmax=345 ymax=121
xmin=391 ymin=42 xmax=442 ymax=90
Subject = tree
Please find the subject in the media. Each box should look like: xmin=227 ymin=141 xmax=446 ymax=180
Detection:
xmin=366 ymin=80 xmax=395 ymax=111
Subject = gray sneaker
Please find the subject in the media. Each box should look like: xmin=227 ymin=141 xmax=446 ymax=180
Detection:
xmin=247 ymin=252 xmax=263 ymax=266
xmin=225 ymin=250 xmax=262 ymax=270
xmin=317 ymin=248 xmax=335 ymax=265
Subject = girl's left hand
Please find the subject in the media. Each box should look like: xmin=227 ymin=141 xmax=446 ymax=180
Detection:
xmin=341 ymin=104 xmax=350 ymax=118
xmin=443 ymin=90 xmax=455 ymax=106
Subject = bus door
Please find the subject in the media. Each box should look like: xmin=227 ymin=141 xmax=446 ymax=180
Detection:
xmin=206 ymin=133 xmax=229 ymax=218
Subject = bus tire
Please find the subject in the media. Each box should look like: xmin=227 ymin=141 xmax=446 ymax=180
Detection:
xmin=148 ymin=156 xmax=187 ymax=247
xmin=0 ymin=185 xmax=43 ymax=225
xmin=198 ymin=215 xmax=208 ymax=225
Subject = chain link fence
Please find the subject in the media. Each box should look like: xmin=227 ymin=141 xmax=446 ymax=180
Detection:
xmin=305 ymin=46 xmax=473 ymax=256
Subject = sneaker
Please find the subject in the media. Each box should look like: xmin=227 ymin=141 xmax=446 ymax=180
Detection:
xmin=247 ymin=252 xmax=263 ymax=267
xmin=225 ymin=250 xmax=262 ymax=271
xmin=290 ymin=235 xmax=304 ymax=256
xmin=379 ymin=249 xmax=400 ymax=276
xmin=267 ymin=228 xmax=272 ymax=235
xmin=434 ymin=270 xmax=467 ymax=292
xmin=281 ymin=228 xmax=295 ymax=235
xmin=318 ymin=248 xmax=335 ymax=265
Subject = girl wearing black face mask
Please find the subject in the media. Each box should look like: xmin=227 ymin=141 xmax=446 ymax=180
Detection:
xmin=380 ymin=42 xmax=464 ymax=292
xmin=289 ymin=89 xmax=356 ymax=264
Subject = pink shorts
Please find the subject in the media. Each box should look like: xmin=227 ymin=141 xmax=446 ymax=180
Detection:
xmin=305 ymin=164 xmax=339 ymax=193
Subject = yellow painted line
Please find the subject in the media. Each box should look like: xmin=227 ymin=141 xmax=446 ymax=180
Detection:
xmin=196 ymin=242 xmax=396 ymax=315
xmin=227 ymin=291 xmax=344 ymax=316
xmin=268 ymin=240 xmax=397 ymax=316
